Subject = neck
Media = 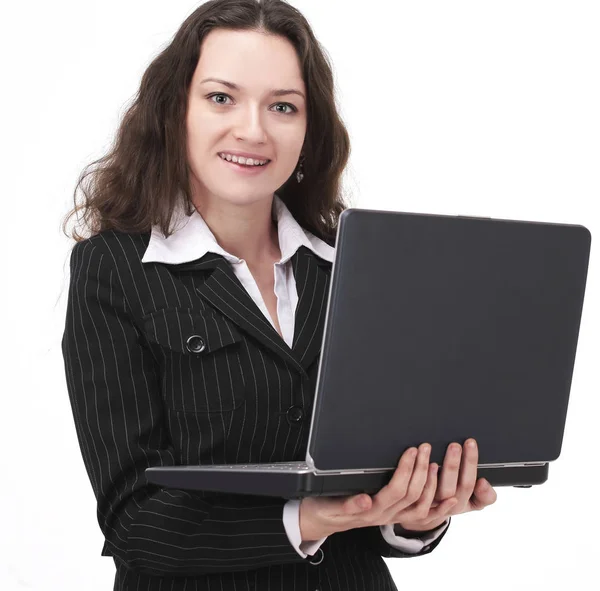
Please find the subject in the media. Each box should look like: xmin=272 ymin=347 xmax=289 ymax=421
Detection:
xmin=192 ymin=195 xmax=281 ymax=267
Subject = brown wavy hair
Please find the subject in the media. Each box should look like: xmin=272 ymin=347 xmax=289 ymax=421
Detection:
xmin=61 ymin=0 xmax=352 ymax=246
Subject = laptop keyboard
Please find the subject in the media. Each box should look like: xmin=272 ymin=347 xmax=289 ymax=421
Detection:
xmin=207 ymin=462 xmax=308 ymax=471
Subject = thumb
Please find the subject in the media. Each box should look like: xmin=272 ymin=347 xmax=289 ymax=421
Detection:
xmin=344 ymin=494 xmax=371 ymax=514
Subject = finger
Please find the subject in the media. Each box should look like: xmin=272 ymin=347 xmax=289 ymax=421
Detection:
xmin=342 ymin=493 xmax=372 ymax=514
xmin=402 ymin=494 xmax=459 ymax=530
xmin=435 ymin=442 xmax=462 ymax=501
xmin=421 ymin=496 xmax=459 ymax=526
xmin=468 ymin=478 xmax=498 ymax=511
xmin=373 ymin=445 xmax=420 ymax=511
xmin=404 ymin=444 xmax=432 ymax=506
xmin=422 ymin=463 xmax=440 ymax=508
xmin=405 ymin=462 xmax=439 ymax=519
xmin=455 ymin=438 xmax=479 ymax=506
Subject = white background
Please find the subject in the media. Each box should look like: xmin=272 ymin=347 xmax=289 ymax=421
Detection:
xmin=1 ymin=0 xmax=598 ymax=589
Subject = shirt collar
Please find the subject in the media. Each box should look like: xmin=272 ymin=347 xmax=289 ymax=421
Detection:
xmin=141 ymin=193 xmax=335 ymax=266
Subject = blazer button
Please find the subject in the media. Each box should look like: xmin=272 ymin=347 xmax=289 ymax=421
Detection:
xmin=286 ymin=405 xmax=304 ymax=425
xmin=308 ymin=547 xmax=324 ymax=565
xmin=185 ymin=335 xmax=206 ymax=354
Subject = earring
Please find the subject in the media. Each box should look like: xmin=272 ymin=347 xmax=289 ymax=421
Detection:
xmin=296 ymin=154 xmax=305 ymax=183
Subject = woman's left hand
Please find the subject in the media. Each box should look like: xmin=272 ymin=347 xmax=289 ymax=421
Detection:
xmin=393 ymin=438 xmax=498 ymax=533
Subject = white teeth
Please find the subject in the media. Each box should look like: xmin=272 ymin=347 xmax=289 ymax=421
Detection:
xmin=219 ymin=153 xmax=268 ymax=166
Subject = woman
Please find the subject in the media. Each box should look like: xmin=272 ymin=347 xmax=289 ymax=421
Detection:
xmin=61 ymin=1 xmax=497 ymax=589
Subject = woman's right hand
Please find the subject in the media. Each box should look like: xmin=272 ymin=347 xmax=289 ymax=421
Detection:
xmin=299 ymin=442 xmax=459 ymax=541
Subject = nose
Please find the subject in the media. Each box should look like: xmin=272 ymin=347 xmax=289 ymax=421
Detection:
xmin=233 ymin=105 xmax=268 ymax=144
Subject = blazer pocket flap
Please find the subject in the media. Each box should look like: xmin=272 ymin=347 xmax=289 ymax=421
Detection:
xmin=142 ymin=307 xmax=242 ymax=355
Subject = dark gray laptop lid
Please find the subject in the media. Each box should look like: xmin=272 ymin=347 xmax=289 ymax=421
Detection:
xmin=308 ymin=209 xmax=591 ymax=472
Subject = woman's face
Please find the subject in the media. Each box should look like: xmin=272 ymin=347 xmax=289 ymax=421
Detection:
xmin=186 ymin=29 xmax=307 ymax=209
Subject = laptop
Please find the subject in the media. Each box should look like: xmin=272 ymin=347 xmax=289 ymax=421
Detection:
xmin=146 ymin=209 xmax=591 ymax=499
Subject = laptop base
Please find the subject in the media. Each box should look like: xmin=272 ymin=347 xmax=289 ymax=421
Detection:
xmin=146 ymin=463 xmax=549 ymax=499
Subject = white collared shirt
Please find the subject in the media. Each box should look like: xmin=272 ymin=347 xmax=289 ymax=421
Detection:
xmin=142 ymin=193 xmax=449 ymax=557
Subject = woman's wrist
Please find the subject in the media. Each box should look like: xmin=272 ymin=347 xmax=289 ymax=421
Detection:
xmin=299 ymin=499 xmax=332 ymax=542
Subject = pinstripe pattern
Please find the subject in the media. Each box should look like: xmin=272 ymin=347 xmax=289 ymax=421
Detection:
xmin=62 ymin=229 xmax=450 ymax=591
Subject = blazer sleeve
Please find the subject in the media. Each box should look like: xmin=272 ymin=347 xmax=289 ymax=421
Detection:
xmin=358 ymin=517 xmax=451 ymax=558
xmin=61 ymin=239 xmax=311 ymax=576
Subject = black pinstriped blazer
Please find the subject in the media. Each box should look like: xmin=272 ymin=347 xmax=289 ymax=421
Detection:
xmin=61 ymin=229 xmax=450 ymax=591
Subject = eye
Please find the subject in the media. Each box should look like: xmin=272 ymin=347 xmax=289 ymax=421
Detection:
xmin=273 ymin=103 xmax=297 ymax=115
xmin=206 ymin=93 xmax=298 ymax=114
xmin=208 ymin=93 xmax=233 ymax=106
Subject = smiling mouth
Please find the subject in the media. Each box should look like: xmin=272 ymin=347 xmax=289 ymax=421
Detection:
xmin=218 ymin=154 xmax=273 ymax=174
xmin=218 ymin=154 xmax=271 ymax=167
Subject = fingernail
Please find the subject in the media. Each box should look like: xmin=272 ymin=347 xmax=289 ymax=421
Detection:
xmin=481 ymin=480 xmax=490 ymax=489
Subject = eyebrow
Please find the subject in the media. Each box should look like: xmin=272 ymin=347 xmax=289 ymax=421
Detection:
xmin=199 ymin=77 xmax=305 ymax=100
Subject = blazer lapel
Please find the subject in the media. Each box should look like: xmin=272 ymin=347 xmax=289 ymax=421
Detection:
xmin=177 ymin=246 xmax=332 ymax=376
xmin=291 ymin=246 xmax=332 ymax=371
xmin=188 ymin=254 xmax=307 ymax=376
